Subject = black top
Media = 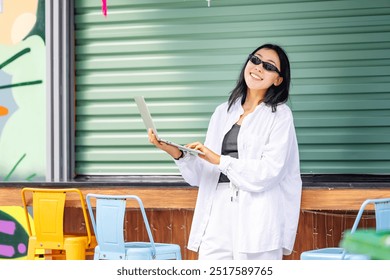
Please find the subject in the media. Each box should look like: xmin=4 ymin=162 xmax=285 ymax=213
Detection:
xmin=218 ymin=123 xmax=240 ymax=183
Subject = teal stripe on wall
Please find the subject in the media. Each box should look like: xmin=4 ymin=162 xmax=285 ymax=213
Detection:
xmin=74 ymin=0 xmax=390 ymax=175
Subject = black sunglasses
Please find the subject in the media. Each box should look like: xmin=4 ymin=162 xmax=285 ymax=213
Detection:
xmin=248 ymin=54 xmax=281 ymax=76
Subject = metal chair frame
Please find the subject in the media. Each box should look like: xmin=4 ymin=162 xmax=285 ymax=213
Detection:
xmin=22 ymin=188 xmax=94 ymax=260
xmin=300 ymin=198 xmax=390 ymax=260
xmin=86 ymin=193 xmax=181 ymax=260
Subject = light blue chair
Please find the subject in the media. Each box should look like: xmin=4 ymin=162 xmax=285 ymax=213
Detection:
xmin=300 ymin=198 xmax=390 ymax=260
xmin=86 ymin=194 xmax=182 ymax=260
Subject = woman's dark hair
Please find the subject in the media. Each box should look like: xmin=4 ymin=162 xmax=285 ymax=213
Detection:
xmin=227 ymin=43 xmax=291 ymax=112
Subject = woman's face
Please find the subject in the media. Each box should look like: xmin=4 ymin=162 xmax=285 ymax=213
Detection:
xmin=244 ymin=48 xmax=283 ymax=95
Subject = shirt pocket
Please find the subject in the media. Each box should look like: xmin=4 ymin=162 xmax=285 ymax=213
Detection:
xmin=242 ymin=135 xmax=266 ymax=159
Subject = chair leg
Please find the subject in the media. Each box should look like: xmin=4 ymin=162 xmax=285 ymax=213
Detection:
xmin=26 ymin=238 xmax=37 ymax=260
xmin=64 ymin=241 xmax=87 ymax=260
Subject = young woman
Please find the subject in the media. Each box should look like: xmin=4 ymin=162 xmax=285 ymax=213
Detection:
xmin=148 ymin=43 xmax=302 ymax=260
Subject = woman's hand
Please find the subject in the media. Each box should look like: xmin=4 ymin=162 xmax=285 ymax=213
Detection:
xmin=147 ymin=129 xmax=182 ymax=159
xmin=148 ymin=129 xmax=221 ymax=164
xmin=186 ymin=142 xmax=221 ymax=165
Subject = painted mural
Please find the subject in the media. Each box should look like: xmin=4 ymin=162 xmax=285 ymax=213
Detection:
xmin=0 ymin=0 xmax=46 ymax=181
xmin=0 ymin=206 xmax=31 ymax=259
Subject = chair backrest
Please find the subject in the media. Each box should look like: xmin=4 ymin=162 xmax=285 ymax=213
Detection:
xmin=373 ymin=199 xmax=390 ymax=231
xmin=95 ymin=198 xmax=127 ymax=257
xmin=22 ymin=188 xmax=92 ymax=248
xmin=33 ymin=191 xmax=66 ymax=247
xmin=350 ymin=198 xmax=390 ymax=233
xmin=86 ymin=194 xmax=157 ymax=259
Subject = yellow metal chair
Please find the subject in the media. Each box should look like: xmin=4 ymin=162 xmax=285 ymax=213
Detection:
xmin=21 ymin=188 xmax=94 ymax=260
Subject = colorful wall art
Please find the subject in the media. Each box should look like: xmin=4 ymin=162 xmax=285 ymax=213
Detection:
xmin=0 ymin=0 xmax=46 ymax=181
xmin=0 ymin=206 xmax=32 ymax=259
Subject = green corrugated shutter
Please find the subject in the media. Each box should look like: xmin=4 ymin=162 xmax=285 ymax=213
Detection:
xmin=74 ymin=0 xmax=390 ymax=175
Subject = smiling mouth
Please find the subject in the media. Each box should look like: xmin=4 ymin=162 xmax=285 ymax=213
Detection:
xmin=250 ymin=72 xmax=262 ymax=80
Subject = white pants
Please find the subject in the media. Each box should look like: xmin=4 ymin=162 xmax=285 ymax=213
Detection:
xmin=198 ymin=183 xmax=283 ymax=260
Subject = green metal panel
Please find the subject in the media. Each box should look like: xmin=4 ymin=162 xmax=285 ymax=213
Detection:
xmin=74 ymin=0 xmax=390 ymax=175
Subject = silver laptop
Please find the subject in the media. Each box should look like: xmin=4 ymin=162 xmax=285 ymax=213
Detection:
xmin=134 ymin=96 xmax=204 ymax=156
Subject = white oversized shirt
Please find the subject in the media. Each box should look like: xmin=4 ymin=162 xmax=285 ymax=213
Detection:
xmin=175 ymin=98 xmax=302 ymax=254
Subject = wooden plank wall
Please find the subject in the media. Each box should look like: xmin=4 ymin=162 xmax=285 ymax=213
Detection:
xmin=1 ymin=186 xmax=387 ymax=260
